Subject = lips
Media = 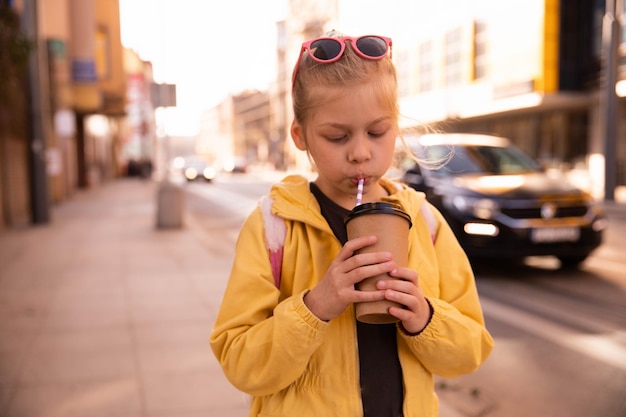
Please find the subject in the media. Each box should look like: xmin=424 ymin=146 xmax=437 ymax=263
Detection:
xmin=352 ymin=176 xmax=368 ymax=186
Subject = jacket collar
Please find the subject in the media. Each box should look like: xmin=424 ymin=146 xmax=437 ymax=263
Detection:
xmin=268 ymin=174 xmax=427 ymax=232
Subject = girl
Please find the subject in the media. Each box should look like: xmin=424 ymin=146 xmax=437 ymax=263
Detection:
xmin=210 ymin=32 xmax=494 ymax=417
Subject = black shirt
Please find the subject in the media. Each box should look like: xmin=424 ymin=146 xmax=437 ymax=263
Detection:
xmin=310 ymin=183 xmax=404 ymax=417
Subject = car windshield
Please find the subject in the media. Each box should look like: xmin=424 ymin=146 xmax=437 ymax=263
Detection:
xmin=423 ymin=145 xmax=542 ymax=176
xmin=184 ymin=156 xmax=209 ymax=167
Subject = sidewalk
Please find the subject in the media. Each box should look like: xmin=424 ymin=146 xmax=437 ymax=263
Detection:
xmin=602 ymin=200 xmax=626 ymax=222
xmin=0 ymin=179 xmax=249 ymax=417
xmin=2 ymin=178 xmax=622 ymax=417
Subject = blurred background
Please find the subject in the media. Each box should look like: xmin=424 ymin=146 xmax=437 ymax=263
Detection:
xmin=1 ymin=2 xmax=626 ymax=417
xmin=1 ymin=0 xmax=626 ymax=229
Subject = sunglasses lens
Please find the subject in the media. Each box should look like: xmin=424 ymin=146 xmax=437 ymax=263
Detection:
xmin=355 ymin=36 xmax=388 ymax=58
xmin=309 ymin=39 xmax=343 ymax=61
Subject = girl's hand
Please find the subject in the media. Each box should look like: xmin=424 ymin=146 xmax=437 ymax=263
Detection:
xmin=304 ymin=235 xmax=396 ymax=321
xmin=377 ymin=267 xmax=431 ymax=334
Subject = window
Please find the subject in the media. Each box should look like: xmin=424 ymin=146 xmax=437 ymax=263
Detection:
xmin=444 ymin=27 xmax=463 ymax=87
xmin=418 ymin=40 xmax=434 ymax=92
xmin=473 ymin=20 xmax=488 ymax=80
xmin=427 ymin=145 xmax=541 ymax=176
xmin=396 ymin=49 xmax=411 ymax=97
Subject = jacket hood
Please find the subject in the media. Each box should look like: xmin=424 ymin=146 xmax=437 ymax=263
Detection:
xmin=268 ymin=175 xmax=327 ymax=229
xmin=268 ymin=174 xmax=427 ymax=231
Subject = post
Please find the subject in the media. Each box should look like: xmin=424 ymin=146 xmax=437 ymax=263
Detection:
xmin=601 ymin=0 xmax=620 ymax=201
xmin=22 ymin=0 xmax=50 ymax=223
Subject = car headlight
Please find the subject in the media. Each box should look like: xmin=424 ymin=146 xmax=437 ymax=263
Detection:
xmin=203 ymin=167 xmax=216 ymax=180
xmin=452 ymin=196 xmax=499 ymax=219
xmin=184 ymin=167 xmax=198 ymax=180
xmin=464 ymin=222 xmax=499 ymax=236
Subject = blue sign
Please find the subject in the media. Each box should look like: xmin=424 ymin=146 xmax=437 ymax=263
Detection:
xmin=71 ymin=59 xmax=97 ymax=82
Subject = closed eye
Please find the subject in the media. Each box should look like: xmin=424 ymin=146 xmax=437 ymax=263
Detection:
xmin=326 ymin=135 xmax=348 ymax=143
xmin=368 ymin=131 xmax=386 ymax=138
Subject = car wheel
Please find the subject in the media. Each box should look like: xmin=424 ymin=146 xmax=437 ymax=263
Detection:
xmin=557 ymin=255 xmax=588 ymax=269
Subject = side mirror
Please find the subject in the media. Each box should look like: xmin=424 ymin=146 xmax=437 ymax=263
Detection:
xmin=403 ymin=164 xmax=427 ymax=191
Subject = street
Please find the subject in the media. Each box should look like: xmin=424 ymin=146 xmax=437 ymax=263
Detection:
xmin=185 ymin=173 xmax=626 ymax=417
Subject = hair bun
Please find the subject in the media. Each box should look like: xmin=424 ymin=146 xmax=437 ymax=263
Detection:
xmin=325 ymin=29 xmax=344 ymax=38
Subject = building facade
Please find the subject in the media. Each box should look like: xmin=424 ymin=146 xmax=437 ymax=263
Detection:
xmin=389 ymin=0 xmax=625 ymax=200
xmin=262 ymin=0 xmax=625 ymax=199
xmin=0 ymin=0 xmax=149 ymax=229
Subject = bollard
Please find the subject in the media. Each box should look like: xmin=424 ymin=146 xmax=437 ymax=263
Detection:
xmin=156 ymin=180 xmax=184 ymax=229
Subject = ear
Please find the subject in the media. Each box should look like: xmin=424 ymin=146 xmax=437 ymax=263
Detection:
xmin=290 ymin=120 xmax=307 ymax=151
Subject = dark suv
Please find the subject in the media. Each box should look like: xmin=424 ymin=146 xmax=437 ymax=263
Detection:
xmin=396 ymin=134 xmax=607 ymax=268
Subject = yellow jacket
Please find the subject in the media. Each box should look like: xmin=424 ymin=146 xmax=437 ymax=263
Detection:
xmin=210 ymin=175 xmax=493 ymax=417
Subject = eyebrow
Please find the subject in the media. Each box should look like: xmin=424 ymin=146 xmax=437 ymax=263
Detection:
xmin=319 ymin=116 xmax=392 ymax=129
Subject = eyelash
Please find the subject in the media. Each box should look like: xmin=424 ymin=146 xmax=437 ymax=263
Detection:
xmin=327 ymin=131 xmax=385 ymax=142
xmin=326 ymin=135 xmax=347 ymax=143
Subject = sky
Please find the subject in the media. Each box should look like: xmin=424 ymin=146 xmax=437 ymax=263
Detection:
xmin=119 ymin=0 xmax=287 ymax=135
xmin=117 ymin=0 xmax=516 ymax=136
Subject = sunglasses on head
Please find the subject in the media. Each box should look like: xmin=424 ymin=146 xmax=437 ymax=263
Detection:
xmin=292 ymin=35 xmax=393 ymax=90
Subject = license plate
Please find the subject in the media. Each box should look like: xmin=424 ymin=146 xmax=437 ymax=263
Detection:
xmin=531 ymin=227 xmax=580 ymax=243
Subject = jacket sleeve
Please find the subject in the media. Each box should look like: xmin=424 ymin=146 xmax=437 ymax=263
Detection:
xmin=399 ymin=205 xmax=494 ymax=378
xmin=209 ymin=208 xmax=330 ymax=396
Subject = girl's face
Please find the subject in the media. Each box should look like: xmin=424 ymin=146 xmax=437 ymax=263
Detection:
xmin=291 ymin=84 xmax=399 ymax=210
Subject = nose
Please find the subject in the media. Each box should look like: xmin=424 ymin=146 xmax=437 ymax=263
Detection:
xmin=348 ymin=135 xmax=371 ymax=163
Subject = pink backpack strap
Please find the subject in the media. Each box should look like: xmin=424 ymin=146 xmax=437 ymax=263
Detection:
xmin=420 ymin=202 xmax=438 ymax=243
xmin=268 ymin=248 xmax=284 ymax=288
xmin=260 ymin=196 xmax=287 ymax=288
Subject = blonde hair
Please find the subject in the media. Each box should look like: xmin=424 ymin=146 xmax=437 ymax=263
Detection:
xmin=291 ymin=32 xmax=398 ymax=130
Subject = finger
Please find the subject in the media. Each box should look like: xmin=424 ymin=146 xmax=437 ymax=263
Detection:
xmin=383 ymin=287 xmax=418 ymax=310
xmin=387 ymin=305 xmax=414 ymax=321
xmin=341 ymin=235 xmax=377 ymax=259
xmin=388 ymin=266 xmax=418 ymax=283
xmin=346 ymin=251 xmax=393 ymax=271
xmin=354 ymin=288 xmax=387 ymax=303
xmin=350 ymin=261 xmax=396 ymax=285
xmin=377 ymin=276 xmax=416 ymax=294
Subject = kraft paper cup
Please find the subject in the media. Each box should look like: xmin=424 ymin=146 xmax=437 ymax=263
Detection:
xmin=345 ymin=202 xmax=412 ymax=324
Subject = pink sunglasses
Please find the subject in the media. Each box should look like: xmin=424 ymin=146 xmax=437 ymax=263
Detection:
xmin=292 ymin=35 xmax=393 ymax=90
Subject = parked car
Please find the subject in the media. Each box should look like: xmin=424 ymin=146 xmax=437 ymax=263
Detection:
xmin=223 ymin=156 xmax=249 ymax=174
xmin=179 ymin=155 xmax=216 ymax=182
xmin=396 ymin=133 xmax=607 ymax=268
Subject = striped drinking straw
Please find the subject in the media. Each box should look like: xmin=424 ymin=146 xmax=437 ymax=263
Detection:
xmin=355 ymin=178 xmax=364 ymax=206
